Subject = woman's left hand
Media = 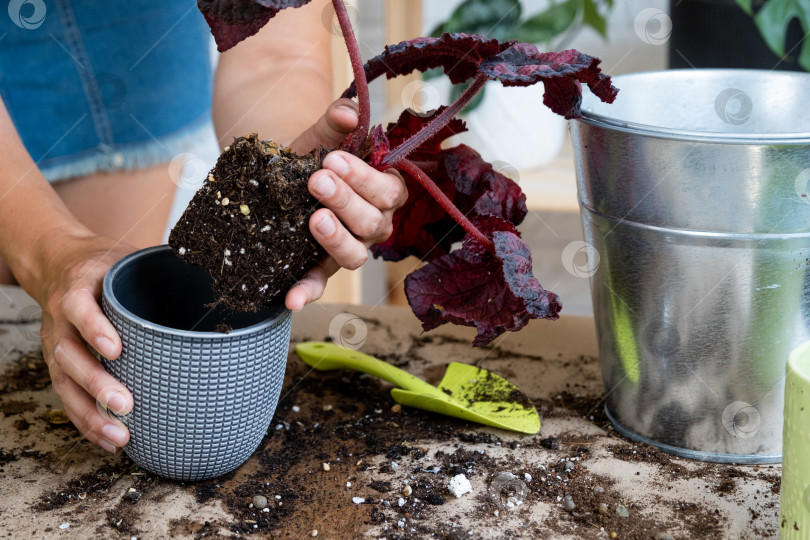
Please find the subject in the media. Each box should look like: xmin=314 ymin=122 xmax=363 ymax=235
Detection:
xmin=284 ymin=97 xmax=407 ymax=311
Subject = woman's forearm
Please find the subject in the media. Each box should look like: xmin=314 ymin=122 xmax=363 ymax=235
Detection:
xmin=0 ymin=99 xmax=92 ymax=301
xmin=212 ymin=0 xmax=334 ymax=148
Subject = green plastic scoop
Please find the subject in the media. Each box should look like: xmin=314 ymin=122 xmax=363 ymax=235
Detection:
xmin=295 ymin=342 xmax=540 ymax=434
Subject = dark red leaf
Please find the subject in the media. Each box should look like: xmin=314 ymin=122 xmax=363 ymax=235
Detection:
xmin=439 ymin=145 xmax=526 ymax=225
xmin=478 ymin=44 xmax=618 ymax=118
xmin=384 ymin=144 xmax=529 ymax=259
xmin=343 ymin=33 xmax=514 ymax=98
xmin=198 ymin=0 xmax=312 ymax=51
xmin=386 ymin=108 xmax=467 ymax=160
xmin=370 ymin=110 xmax=468 ymax=262
xmin=369 ymin=177 xmax=453 ymax=262
xmin=360 ymin=125 xmax=390 ymax=168
xmin=405 ymin=217 xmax=561 ymax=346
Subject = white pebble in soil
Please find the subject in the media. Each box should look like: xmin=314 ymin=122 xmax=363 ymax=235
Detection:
xmin=448 ymin=474 xmax=472 ymax=498
xmin=562 ymin=495 xmax=576 ymax=512
xmin=352 ymin=497 xmax=366 ymax=504
xmin=598 ymin=502 xmax=609 ymax=515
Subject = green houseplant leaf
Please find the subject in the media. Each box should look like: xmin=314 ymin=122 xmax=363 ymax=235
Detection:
xmin=425 ymin=0 xmax=523 ymax=111
xmin=515 ymin=0 xmax=579 ymax=44
xmin=582 ymin=0 xmax=612 ymax=39
xmin=735 ymin=0 xmax=810 ymax=70
xmin=429 ymin=0 xmax=614 ymax=112
xmin=429 ymin=0 xmax=523 ymax=42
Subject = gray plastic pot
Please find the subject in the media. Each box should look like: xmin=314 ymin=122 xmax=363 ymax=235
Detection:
xmin=100 ymin=245 xmax=291 ymax=481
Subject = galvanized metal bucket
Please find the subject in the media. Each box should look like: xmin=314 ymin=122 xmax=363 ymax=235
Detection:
xmin=570 ymin=69 xmax=810 ymax=463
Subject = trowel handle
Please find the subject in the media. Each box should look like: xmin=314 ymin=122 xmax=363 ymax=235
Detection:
xmin=295 ymin=342 xmax=443 ymax=397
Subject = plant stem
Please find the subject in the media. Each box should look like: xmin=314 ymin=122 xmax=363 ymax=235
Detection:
xmin=397 ymin=158 xmax=496 ymax=254
xmin=332 ymin=0 xmax=370 ymax=153
xmin=382 ymin=74 xmax=488 ymax=168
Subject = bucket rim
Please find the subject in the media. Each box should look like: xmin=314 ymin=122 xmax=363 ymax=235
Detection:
xmin=579 ymin=69 xmax=810 ymax=145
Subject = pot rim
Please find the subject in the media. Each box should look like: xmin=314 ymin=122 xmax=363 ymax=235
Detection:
xmin=579 ymin=68 xmax=810 ymax=145
xmin=102 ymin=244 xmax=289 ymax=339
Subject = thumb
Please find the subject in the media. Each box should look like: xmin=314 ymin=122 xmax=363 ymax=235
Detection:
xmin=289 ymin=98 xmax=360 ymax=154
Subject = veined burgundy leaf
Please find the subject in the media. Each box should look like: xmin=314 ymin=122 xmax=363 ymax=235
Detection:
xmin=439 ymin=145 xmax=527 ymax=225
xmin=405 ymin=217 xmax=561 ymax=346
xmin=360 ymin=125 xmax=390 ymax=168
xmin=478 ymin=44 xmax=618 ymax=118
xmin=372 ymin=142 xmax=526 ymax=262
xmin=343 ymin=33 xmax=514 ymax=98
xmin=370 ymin=109 xmax=468 ymax=262
xmin=385 ymin=108 xmax=467 ymax=161
xmin=402 ymin=143 xmax=529 ymax=257
xmin=370 ymin=179 xmax=454 ymax=261
xmin=198 ymin=0 xmax=312 ymax=51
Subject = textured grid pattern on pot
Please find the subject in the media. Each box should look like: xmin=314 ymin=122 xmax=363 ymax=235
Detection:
xmin=101 ymin=296 xmax=291 ymax=481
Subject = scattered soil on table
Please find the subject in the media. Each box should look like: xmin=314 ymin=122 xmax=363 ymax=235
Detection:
xmin=169 ymin=134 xmax=324 ymax=312
xmin=1 ymin=398 xmax=37 ymax=416
xmin=607 ymin=442 xmax=781 ymax=494
xmin=0 ymin=351 xmax=56 ymax=433
xmin=35 ymin=466 xmax=131 ymax=511
xmin=14 ymin=347 xmax=781 ymax=539
xmin=0 ymin=351 xmax=50 ymax=393
xmin=0 ymin=448 xmax=17 ymax=466
xmin=34 ymin=460 xmax=164 ymax=537
xmin=535 ymin=388 xmax=609 ymax=427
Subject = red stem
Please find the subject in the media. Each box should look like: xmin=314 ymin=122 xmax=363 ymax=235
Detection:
xmin=397 ymin=158 xmax=496 ymax=254
xmin=332 ymin=0 xmax=370 ymax=153
xmin=382 ymin=74 xmax=488 ymax=168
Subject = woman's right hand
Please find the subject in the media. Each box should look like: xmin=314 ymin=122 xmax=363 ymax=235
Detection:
xmin=34 ymin=233 xmax=137 ymax=453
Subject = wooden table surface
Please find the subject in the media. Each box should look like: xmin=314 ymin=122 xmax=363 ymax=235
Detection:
xmin=0 ymin=288 xmax=780 ymax=538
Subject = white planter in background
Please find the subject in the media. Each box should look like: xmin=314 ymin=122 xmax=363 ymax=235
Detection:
xmin=459 ymin=83 xmax=567 ymax=171
xmin=416 ymin=79 xmax=567 ymax=173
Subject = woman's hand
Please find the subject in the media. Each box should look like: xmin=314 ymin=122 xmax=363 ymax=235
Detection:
xmin=35 ymin=234 xmax=136 ymax=453
xmin=284 ymin=98 xmax=407 ymax=311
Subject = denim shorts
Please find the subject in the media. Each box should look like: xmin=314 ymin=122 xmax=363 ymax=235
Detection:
xmin=0 ymin=0 xmax=214 ymax=182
